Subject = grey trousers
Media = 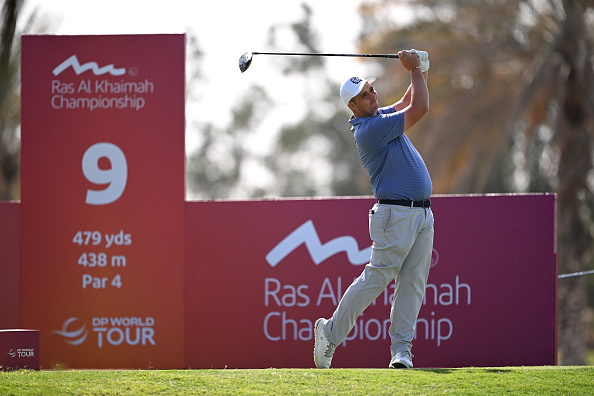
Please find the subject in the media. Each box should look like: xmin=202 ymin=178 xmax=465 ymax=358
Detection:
xmin=324 ymin=202 xmax=434 ymax=357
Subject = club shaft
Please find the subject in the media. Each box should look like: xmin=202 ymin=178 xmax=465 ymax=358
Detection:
xmin=558 ymin=269 xmax=594 ymax=279
xmin=252 ymin=52 xmax=398 ymax=59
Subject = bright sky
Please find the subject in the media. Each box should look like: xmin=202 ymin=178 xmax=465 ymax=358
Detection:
xmin=21 ymin=0 xmax=374 ymax=157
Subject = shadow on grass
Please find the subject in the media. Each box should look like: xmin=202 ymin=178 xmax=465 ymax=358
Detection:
xmin=419 ymin=368 xmax=513 ymax=374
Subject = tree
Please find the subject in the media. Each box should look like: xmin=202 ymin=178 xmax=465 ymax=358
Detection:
xmin=187 ymin=4 xmax=371 ymax=199
xmin=261 ymin=7 xmax=371 ymax=197
xmin=0 ymin=0 xmax=22 ymax=200
xmin=186 ymin=84 xmax=272 ymax=199
xmin=358 ymin=0 xmax=594 ymax=364
xmin=0 ymin=0 xmax=50 ymax=201
xmin=265 ymin=92 xmax=370 ymax=198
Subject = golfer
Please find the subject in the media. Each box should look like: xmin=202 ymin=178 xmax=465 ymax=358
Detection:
xmin=314 ymin=49 xmax=433 ymax=369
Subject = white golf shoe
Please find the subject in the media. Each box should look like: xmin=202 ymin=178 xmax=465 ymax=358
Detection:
xmin=313 ymin=318 xmax=336 ymax=369
xmin=389 ymin=351 xmax=414 ymax=369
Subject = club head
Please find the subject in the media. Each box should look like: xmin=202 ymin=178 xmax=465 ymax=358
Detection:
xmin=239 ymin=52 xmax=253 ymax=73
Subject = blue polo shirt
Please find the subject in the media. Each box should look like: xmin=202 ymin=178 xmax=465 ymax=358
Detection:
xmin=350 ymin=106 xmax=432 ymax=201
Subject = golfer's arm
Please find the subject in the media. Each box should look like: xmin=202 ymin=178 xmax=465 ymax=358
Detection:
xmin=402 ymin=69 xmax=429 ymax=131
xmin=393 ymin=70 xmax=428 ymax=112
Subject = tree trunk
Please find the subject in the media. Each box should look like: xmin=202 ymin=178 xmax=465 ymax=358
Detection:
xmin=556 ymin=0 xmax=593 ymax=365
xmin=0 ymin=0 xmax=21 ymax=200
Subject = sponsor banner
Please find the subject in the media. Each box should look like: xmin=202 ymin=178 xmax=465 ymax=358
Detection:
xmin=0 ymin=202 xmax=20 ymax=328
xmin=185 ymin=195 xmax=556 ymax=368
xmin=20 ymin=35 xmax=185 ymax=368
xmin=0 ymin=330 xmax=40 ymax=371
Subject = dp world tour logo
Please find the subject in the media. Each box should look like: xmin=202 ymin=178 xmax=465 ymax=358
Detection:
xmin=53 ymin=55 xmax=126 ymax=76
xmin=50 ymin=317 xmax=88 ymax=345
xmin=51 ymin=316 xmax=156 ymax=348
xmin=6 ymin=348 xmax=34 ymax=358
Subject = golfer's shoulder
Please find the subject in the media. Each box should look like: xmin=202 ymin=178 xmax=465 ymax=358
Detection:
xmin=353 ymin=117 xmax=382 ymax=146
xmin=367 ymin=108 xmax=403 ymax=130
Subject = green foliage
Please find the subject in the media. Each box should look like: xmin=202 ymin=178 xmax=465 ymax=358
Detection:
xmin=359 ymin=0 xmax=594 ymax=365
xmin=1 ymin=367 xmax=593 ymax=395
xmin=266 ymin=88 xmax=372 ymax=198
xmin=187 ymin=85 xmax=272 ymax=199
xmin=360 ymin=0 xmax=594 ymax=195
xmin=187 ymin=4 xmax=370 ymax=199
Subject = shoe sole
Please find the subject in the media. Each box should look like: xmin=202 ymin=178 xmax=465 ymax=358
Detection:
xmin=313 ymin=318 xmax=326 ymax=369
xmin=390 ymin=363 xmax=409 ymax=369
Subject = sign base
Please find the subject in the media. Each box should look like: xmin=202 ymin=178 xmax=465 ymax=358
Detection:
xmin=0 ymin=329 xmax=40 ymax=371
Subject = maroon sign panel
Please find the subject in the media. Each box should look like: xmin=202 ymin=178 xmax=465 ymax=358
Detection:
xmin=20 ymin=35 xmax=186 ymax=369
xmin=0 ymin=202 xmax=19 ymax=329
xmin=185 ymin=195 xmax=556 ymax=368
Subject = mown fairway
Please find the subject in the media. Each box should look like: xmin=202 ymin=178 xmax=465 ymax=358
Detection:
xmin=1 ymin=366 xmax=593 ymax=395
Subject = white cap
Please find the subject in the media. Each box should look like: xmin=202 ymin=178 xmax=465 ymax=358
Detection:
xmin=340 ymin=76 xmax=376 ymax=105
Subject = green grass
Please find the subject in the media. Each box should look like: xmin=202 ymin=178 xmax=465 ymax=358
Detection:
xmin=1 ymin=367 xmax=593 ymax=395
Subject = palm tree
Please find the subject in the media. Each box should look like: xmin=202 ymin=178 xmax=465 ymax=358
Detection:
xmin=357 ymin=0 xmax=594 ymax=364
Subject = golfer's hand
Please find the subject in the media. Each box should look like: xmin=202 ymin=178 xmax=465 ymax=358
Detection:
xmin=398 ymin=50 xmax=422 ymax=71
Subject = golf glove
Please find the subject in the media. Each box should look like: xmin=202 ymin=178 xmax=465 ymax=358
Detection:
xmin=415 ymin=50 xmax=429 ymax=62
xmin=420 ymin=58 xmax=430 ymax=72
xmin=409 ymin=49 xmax=430 ymax=72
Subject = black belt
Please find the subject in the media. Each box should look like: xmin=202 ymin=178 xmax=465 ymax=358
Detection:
xmin=378 ymin=199 xmax=431 ymax=208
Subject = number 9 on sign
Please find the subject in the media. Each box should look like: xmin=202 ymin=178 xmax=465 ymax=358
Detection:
xmin=82 ymin=142 xmax=128 ymax=205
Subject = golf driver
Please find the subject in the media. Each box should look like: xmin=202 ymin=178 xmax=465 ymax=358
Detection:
xmin=239 ymin=51 xmax=400 ymax=73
